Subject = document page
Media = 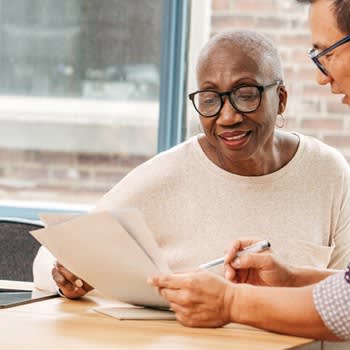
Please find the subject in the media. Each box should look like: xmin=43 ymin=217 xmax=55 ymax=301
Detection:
xmin=30 ymin=210 xmax=170 ymax=309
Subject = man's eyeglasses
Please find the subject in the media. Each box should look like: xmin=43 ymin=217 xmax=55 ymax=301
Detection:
xmin=308 ymin=33 xmax=350 ymax=76
xmin=188 ymin=80 xmax=282 ymax=118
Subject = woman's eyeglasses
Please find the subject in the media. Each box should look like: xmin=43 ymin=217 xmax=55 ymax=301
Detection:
xmin=188 ymin=80 xmax=282 ymax=118
xmin=308 ymin=33 xmax=350 ymax=76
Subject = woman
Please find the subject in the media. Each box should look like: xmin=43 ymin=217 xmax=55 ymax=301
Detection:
xmin=35 ymin=29 xmax=350 ymax=300
xmin=150 ymin=0 xmax=350 ymax=342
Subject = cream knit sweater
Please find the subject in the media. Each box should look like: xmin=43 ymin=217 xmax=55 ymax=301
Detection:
xmin=34 ymin=133 xmax=350 ymax=291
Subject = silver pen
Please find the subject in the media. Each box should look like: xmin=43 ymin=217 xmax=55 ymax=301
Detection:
xmin=199 ymin=240 xmax=271 ymax=269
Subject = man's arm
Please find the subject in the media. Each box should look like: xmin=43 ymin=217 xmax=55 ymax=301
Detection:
xmin=288 ymin=265 xmax=338 ymax=286
xmin=233 ymin=283 xmax=339 ymax=340
xmin=150 ymin=270 xmax=345 ymax=341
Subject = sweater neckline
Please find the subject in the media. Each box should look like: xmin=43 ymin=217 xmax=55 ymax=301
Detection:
xmin=191 ymin=132 xmax=304 ymax=184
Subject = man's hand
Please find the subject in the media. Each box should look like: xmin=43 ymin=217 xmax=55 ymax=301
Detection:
xmin=149 ymin=270 xmax=235 ymax=328
xmin=224 ymin=238 xmax=294 ymax=287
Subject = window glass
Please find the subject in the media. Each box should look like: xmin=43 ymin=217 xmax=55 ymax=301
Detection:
xmin=0 ymin=0 xmax=161 ymax=205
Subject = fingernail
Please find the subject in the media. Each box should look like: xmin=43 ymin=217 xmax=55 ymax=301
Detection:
xmin=56 ymin=275 xmax=64 ymax=284
xmin=75 ymin=279 xmax=83 ymax=288
xmin=232 ymin=258 xmax=240 ymax=268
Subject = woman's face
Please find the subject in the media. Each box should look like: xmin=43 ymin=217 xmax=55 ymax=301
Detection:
xmin=197 ymin=43 xmax=286 ymax=172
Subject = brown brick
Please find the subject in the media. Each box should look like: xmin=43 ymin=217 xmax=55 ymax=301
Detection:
xmin=326 ymin=101 xmax=350 ymax=114
xmin=303 ymin=84 xmax=334 ymax=97
xmin=211 ymin=15 xmax=254 ymax=30
xmin=301 ymin=118 xmax=344 ymax=130
xmin=212 ymin=0 xmax=231 ymax=11
xmin=254 ymin=17 xmax=288 ymax=29
xmin=50 ymin=169 xmax=92 ymax=181
xmin=94 ymin=170 xmax=126 ymax=184
xmin=232 ymin=0 xmax=275 ymax=12
xmin=0 ymin=149 xmax=32 ymax=163
xmin=278 ymin=34 xmax=311 ymax=47
xmin=32 ymin=150 xmax=75 ymax=165
xmin=324 ymin=135 xmax=350 ymax=148
xmin=290 ymin=70 xmax=316 ymax=82
xmin=10 ymin=166 xmax=50 ymax=180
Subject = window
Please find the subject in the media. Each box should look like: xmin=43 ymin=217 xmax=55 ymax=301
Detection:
xmin=0 ymin=0 xmax=162 ymax=206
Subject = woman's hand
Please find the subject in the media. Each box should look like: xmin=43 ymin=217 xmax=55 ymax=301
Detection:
xmin=52 ymin=262 xmax=93 ymax=299
xmin=224 ymin=238 xmax=294 ymax=287
xmin=149 ymin=270 xmax=235 ymax=328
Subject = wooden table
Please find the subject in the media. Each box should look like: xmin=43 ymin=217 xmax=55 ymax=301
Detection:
xmin=0 ymin=281 xmax=321 ymax=350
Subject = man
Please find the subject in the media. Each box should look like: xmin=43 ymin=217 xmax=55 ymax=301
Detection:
xmin=299 ymin=0 xmax=350 ymax=104
xmin=150 ymin=0 xmax=350 ymax=341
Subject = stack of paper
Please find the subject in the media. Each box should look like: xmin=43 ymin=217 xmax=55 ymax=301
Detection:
xmin=30 ymin=209 xmax=171 ymax=309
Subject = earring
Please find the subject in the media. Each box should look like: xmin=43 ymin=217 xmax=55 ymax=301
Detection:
xmin=275 ymin=113 xmax=286 ymax=128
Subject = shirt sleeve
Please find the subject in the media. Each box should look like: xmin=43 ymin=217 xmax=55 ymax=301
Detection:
xmin=32 ymin=246 xmax=58 ymax=293
xmin=312 ymin=263 xmax=350 ymax=340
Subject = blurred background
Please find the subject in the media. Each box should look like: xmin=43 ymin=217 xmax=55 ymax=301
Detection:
xmin=0 ymin=0 xmax=347 ymax=207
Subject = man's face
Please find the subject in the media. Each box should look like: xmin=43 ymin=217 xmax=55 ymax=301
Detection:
xmin=309 ymin=0 xmax=350 ymax=105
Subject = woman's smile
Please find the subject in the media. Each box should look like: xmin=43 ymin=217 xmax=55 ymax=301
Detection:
xmin=217 ymin=130 xmax=252 ymax=149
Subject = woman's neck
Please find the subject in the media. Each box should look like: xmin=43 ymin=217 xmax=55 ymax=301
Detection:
xmin=199 ymin=130 xmax=299 ymax=176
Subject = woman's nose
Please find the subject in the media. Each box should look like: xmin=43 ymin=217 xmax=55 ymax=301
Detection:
xmin=217 ymin=98 xmax=243 ymax=125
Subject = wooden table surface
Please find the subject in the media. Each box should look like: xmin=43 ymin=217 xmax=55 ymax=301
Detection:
xmin=0 ymin=280 xmax=321 ymax=350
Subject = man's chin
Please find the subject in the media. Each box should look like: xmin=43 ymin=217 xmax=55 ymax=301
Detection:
xmin=342 ymin=95 xmax=350 ymax=106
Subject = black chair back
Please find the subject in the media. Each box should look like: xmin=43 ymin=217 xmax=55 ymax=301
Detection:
xmin=0 ymin=218 xmax=43 ymax=281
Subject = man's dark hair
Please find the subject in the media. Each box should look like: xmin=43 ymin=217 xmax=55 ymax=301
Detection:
xmin=297 ymin=0 xmax=350 ymax=33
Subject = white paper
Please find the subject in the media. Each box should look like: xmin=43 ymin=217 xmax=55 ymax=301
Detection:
xmin=30 ymin=210 xmax=170 ymax=309
xmin=113 ymin=208 xmax=170 ymax=272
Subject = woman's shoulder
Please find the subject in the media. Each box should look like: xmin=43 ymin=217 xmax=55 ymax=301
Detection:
xmin=94 ymin=136 xmax=200 ymax=209
xmin=296 ymin=132 xmax=349 ymax=169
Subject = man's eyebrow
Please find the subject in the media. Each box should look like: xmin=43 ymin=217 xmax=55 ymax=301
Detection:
xmin=312 ymin=42 xmax=326 ymax=51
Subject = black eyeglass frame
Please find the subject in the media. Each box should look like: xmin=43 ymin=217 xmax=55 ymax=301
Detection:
xmin=188 ymin=80 xmax=282 ymax=118
xmin=308 ymin=33 xmax=350 ymax=76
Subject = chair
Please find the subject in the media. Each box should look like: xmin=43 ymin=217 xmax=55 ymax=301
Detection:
xmin=0 ymin=217 xmax=44 ymax=281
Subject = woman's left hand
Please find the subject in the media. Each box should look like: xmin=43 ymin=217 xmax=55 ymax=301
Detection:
xmin=148 ymin=270 xmax=235 ymax=328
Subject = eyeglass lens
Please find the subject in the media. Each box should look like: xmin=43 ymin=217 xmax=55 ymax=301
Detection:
xmin=193 ymin=86 xmax=261 ymax=117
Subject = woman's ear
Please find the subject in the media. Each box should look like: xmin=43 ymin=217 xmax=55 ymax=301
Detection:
xmin=278 ymin=85 xmax=288 ymax=114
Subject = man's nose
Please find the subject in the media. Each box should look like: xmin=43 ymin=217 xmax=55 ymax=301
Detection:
xmin=217 ymin=98 xmax=243 ymax=125
xmin=316 ymin=69 xmax=332 ymax=86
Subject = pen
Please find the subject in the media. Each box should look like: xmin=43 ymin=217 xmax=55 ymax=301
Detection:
xmin=198 ymin=240 xmax=271 ymax=269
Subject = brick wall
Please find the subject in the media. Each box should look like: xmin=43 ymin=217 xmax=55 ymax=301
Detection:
xmin=211 ymin=0 xmax=350 ymax=160
xmin=0 ymin=148 xmax=148 ymax=204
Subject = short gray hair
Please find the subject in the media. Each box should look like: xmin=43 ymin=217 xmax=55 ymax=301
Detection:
xmin=197 ymin=30 xmax=284 ymax=82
